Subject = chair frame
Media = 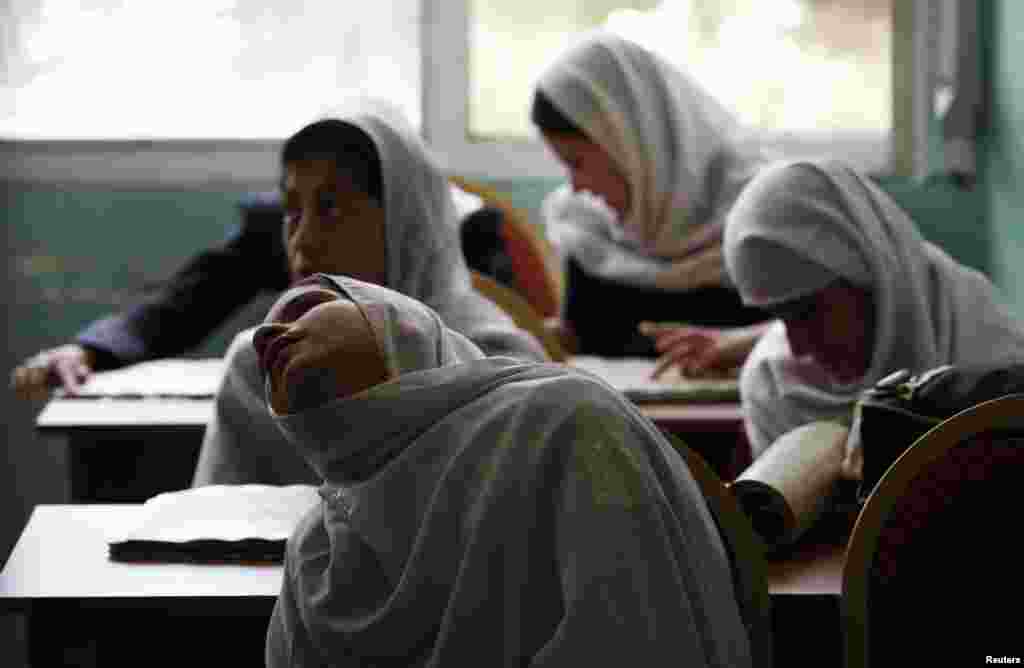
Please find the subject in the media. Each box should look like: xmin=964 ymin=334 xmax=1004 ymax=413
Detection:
xmin=669 ymin=434 xmax=774 ymax=668
xmin=841 ymin=393 xmax=1024 ymax=668
xmin=449 ymin=175 xmax=564 ymax=317
xmin=469 ymin=269 xmax=568 ymax=362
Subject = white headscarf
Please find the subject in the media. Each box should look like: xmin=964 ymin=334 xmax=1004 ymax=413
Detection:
xmin=264 ymin=276 xmax=751 ymax=668
xmin=728 ymin=160 xmax=1024 ymax=456
xmin=536 ymin=31 xmax=763 ymax=289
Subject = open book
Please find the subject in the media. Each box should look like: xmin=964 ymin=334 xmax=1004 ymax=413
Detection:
xmin=108 ymin=484 xmax=321 ymax=563
xmin=568 ymin=356 xmax=739 ymax=403
xmin=60 ymin=358 xmax=226 ymax=399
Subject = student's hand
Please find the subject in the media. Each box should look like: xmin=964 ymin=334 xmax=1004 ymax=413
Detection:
xmin=639 ymin=322 xmax=761 ymax=380
xmin=10 ymin=344 xmax=97 ymax=400
xmin=543 ymin=316 xmax=580 ymax=357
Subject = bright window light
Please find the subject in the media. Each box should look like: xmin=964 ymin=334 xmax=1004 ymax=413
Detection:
xmin=2 ymin=0 xmax=421 ymax=139
xmin=467 ymin=0 xmax=891 ymax=142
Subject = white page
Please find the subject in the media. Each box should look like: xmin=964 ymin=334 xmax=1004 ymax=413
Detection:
xmin=568 ymin=356 xmax=739 ymax=403
xmin=113 ymin=484 xmax=321 ymax=544
xmin=62 ymin=358 xmax=226 ymax=398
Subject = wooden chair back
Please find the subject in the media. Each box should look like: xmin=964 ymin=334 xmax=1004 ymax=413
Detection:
xmin=842 ymin=394 xmax=1024 ymax=667
xmin=450 ymin=176 xmax=563 ymax=318
xmin=469 ymin=270 xmax=568 ymax=362
xmin=668 ymin=435 xmax=774 ymax=668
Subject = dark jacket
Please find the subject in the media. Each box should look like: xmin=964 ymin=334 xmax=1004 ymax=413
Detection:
xmin=75 ymin=193 xmax=289 ymax=370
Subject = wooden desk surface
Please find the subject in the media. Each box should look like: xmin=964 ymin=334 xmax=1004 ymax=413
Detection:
xmin=0 ymin=505 xmax=281 ymax=610
xmin=3 ymin=503 xmax=840 ymax=613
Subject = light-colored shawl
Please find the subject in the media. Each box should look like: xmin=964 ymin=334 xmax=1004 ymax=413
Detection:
xmin=346 ymin=109 xmax=546 ymax=361
xmin=536 ymin=31 xmax=763 ymax=290
xmin=727 ymin=160 xmax=1024 ymax=456
xmin=264 ymin=277 xmax=751 ymax=667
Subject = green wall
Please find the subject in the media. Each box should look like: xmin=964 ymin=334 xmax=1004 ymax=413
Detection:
xmin=4 ymin=185 xmax=268 ymax=361
xmin=984 ymin=0 xmax=1024 ymax=318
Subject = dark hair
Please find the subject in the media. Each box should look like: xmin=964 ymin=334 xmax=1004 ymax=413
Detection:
xmin=281 ymin=119 xmax=383 ymax=203
xmin=530 ymin=89 xmax=586 ymax=136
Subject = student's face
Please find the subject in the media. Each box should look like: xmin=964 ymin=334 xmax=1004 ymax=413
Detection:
xmin=542 ymin=131 xmax=630 ymax=219
xmin=282 ymin=158 xmax=388 ymax=286
xmin=252 ymin=287 xmax=390 ymax=414
xmin=775 ymin=281 xmax=875 ymax=385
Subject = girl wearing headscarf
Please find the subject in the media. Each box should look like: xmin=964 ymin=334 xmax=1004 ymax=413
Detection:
xmin=726 ymin=160 xmax=1024 ymax=464
xmin=532 ymin=31 xmax=767 ymax=357
xmin=192 ymin=108 xmax=547 ymax=486
xmin=255 ymin=275 xmax=752 ymax=667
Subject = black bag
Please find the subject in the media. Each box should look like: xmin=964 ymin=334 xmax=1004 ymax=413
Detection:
xmin=851 ymin=363 xmax=1024 ymax=502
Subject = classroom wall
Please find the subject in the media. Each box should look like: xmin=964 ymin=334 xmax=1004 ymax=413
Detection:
xmin=984 ymin=0 xmax=1024 ymax=319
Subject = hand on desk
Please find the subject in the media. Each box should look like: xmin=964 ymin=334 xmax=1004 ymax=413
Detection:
xmin=11 ymin=344 xmax=97 ymax=400
xmin=640 ymin=321 xmax=767 ymax=380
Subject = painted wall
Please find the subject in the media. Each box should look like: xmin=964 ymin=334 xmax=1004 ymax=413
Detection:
xmin=984 ymin=0 xmax=1024 ymax=319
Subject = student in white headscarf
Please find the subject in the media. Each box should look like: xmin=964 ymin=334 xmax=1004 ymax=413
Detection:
xmin=192 ymin=109 xmax=547 ymax=486
xmin=725 ymin=160 xmax=1024 ymax=464
xmin=255 ymin=274 xmax=753 ymax=668
xmin=532 ymin=31 xmax=767 ymax=357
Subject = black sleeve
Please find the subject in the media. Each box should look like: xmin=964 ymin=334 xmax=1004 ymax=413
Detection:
xmin=563 ymin=255 xmax=767 ymax=358
xmin=75 ymin=193 xmax=290 ymax=369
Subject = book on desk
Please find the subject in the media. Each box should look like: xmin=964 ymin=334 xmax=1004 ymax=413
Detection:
xmin=59 ymin=358 xmax=226 ymax=399
xmin=568 ymin=356 xmax=740 ymax=403
xmin=108 ymin=484 xmax=320 ymax=563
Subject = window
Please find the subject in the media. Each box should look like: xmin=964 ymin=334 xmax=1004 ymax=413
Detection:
xmin=424 ymin=0 xmax=941 ymax=180
xmin=2 ymin=0 xmax=420 ymax=186
xmin=2 ymin=0 xmax=947 ymax=185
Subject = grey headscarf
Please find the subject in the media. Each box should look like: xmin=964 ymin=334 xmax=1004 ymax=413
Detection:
xmin=343 ymin=109 xmax=546 ymax=361
xmin=192 ymin=108 xmax=547 ymax=486
xmin=537 ymin=31 xmax=764 ymax=290
xmin=727 ymin=160 xmax=1024 ymax=456
xmin=263 ymin=277 xmax=752 ymax=667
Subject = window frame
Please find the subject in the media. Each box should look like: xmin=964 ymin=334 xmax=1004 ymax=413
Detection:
xmin=2 ymin=0 xmax=938 ymax=188
xmin=422 ymin=0 xmax=937 ymax=181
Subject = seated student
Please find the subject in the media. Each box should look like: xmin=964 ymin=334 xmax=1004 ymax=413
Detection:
xmin=253 ymin=275 xmax=752 ymax=667
xmin=8 ymin=159 xmax=503 ymax=400
xmin=722 ymin=160 xmax=1024 ymax=466
xmin=531 ymin=31 xmax=767 ymax=357
xmin=192 ymin=109 xmax=547 ymax=486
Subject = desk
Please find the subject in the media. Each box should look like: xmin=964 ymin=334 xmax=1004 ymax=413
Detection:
xmin=4 ymin=503 xmax=843 ymax=666
xmin=38 ymin=370 xmax=748 ymax=502
xmin=33 ymin=358 xmax=222 ymax=502
xmin=37 ymin=396 xmax=740 ymax=438
xmin=37 ymin=399 xmax=213 ymax=503
xmin=766 ymin=519 xmax=849 ymax=667
xmin=1 ymin=504 xmax=279 ymax=665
